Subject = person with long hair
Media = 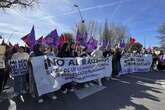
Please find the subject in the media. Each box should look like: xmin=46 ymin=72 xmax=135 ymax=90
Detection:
xmin=30 ymin=44 xmax=57 ymax=103
xmin=57 ymin=43 xmax=74 ymax=93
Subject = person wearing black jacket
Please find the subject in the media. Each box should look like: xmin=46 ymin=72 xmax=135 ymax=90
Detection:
xmin=57 ymin=43 xmax=74 ymax=93
xmin=112 ymin=48 xmax=122 ymax=77
xmin=30 ymin=44 xmax=57 ymax=103
xmin=57 ymin=43 xmax=72 ymax=57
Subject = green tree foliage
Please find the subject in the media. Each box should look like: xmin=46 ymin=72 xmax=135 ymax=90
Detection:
xmin=100 ymin=20 xmax=129 ymax=47
xmin=129 ymin=42 xmax=143 ymax=52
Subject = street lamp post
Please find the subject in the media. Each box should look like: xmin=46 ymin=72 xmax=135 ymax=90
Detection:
xmin=74 ymin=4 xmax=85 ymax=23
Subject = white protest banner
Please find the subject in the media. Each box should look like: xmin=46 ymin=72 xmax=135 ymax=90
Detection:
xmin=31 ymin=56 xmax=112 ymax=96
xmin=120 ymin=54 xmax=153 ymax=75
xmin=9 ymin=59 xmax=29 ymax=77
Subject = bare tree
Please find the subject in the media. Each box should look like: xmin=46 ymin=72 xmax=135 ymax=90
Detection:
xmin=73 ymin=21 xmax=99 ymax=39
xmin=0 ymin=0 xmax=38 ymax=9
xmin=100 ymin=20 xmax=129 ymax=47
xmin=157 ymin=23 xmax=165 ymax=50
xmin=73 ymin=20 xmax=129 ymax=47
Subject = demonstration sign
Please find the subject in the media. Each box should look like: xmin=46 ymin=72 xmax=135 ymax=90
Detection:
xmin=0 ymin=46 xmax=6 ymax=69
xmin=31 ymin=56 xmax=112 ymax=96
xmin=9 ymin=59 xmax=29 ymax=77
xmin=120 ymin=54 xmax=153 ymax=75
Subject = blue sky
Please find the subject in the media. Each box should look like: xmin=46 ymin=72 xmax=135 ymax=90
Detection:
xmin=0 ymin=0 xmax=165 ymax=47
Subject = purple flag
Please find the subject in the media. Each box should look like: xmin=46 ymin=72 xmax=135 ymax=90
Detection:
xmin=43 ymin=29 xmax=59 ymax=47
xmin=76 ymin=30 xmax=88 ymax=47
xmin=87 ymin=37 xmax=97 ymax=50
xmin=36 ymin=36 xmax=43 ymax=44
xmin=81 ymin=32 xmax=88 ymax=47
xmin=118 ymin=40 xmax=125 ymax=48
xmin=76 ymin=30 xmax=81 ymax=44
xmin=21 ymin=26 xmax=36 ymax=49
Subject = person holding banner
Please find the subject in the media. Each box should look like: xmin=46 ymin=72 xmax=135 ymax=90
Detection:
xmin=157 ymin=50 xmax=165 ymax=70
xmin=112 ymin=48 xmax=122 ymax=77
xmin=11 ymin=46 xmax=30 ymax=97
xmin=30 ymin=44 xmax=57 ymax=103
xmin=91 ymin=45 xmax=103 ymax=86
xmin=151 ymin=50 xmax=159 ymax=71
xmin=57 ymin=43 xmax=75 ymax=93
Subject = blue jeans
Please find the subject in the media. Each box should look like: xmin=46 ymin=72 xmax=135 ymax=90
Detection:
xmin=14 ymin=75 xmax=27 ymax=94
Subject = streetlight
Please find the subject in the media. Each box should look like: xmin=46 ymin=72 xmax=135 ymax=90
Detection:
xmin=73 ymin=4 xmax=85 ymax=23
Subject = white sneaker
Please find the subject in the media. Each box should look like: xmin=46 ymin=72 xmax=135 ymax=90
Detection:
xmin=62 ymin=90 xmax=68 ymax=94
xmin=106 ymin=77 xmax=110 ymax=81
xmin=89 ymin=83 xmax=95 ymax=87
xmin=51 ymin=96 xmax=57 ymax=100
xmin=31 ymin=94 xmax=36 ymax=98
xmin=13 ymin=93 xmax=19 ymax=97
xmin=21 ymin=90 xmax=27 ymax=94
xmin=84 ymin=84 xmax=90 ymax=88
xmin=98 ymin=81 xmax=103 ymax=86
xmin=70 ymin=88 xmax=75 ymax=92
xmin=20 ymin=95 xmax=24 ymax=102
xmin=38 ymin=99 xmax=44 ymax=103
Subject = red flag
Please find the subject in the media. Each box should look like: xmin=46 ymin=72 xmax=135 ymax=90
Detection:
xmin=58 ymin=34 xmax=68 ymax=47
xmin=130 ymin=37 xmax=136 ymax=44
xmin=21 ymin=34 xmax=29 ymax=46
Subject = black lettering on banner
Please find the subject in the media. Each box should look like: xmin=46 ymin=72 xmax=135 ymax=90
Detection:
xmin=64 ymin=68 xmax=70 ymax=72
xmin=68 ymin=59 xmax=78 ymax=66
xmin=52 ymin=58 xmax=65 ymax=66
xmin=10 ymin=60 xmax=18 ymax=76
xmin=82 ymin=59 xmax=86 ymax=65
xmin=9 ymin=59 xmax=28 ymax=76
xmin=56 ymin=59 xmax=65 ymax=66
xmin=70 ymin=67 xmax=76 ymax=72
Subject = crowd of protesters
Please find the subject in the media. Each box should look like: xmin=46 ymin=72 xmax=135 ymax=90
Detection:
xmin=0 ymin=40 xmax=165 ymax=103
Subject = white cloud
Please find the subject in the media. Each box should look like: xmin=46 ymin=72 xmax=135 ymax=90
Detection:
xmin=63 ymin=0 xmax=132 ymax=15
xmin=0 ymin=0 xmax=72 ymax=45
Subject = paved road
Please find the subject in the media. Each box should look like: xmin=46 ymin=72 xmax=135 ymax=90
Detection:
xmin=1 ymin=71 xmax=165 ymax=110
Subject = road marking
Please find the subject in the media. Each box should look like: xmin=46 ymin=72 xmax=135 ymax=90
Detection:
xmin=74 ymin=85 xmax=106 ymax=99
xmin=126 ymin=75 xmax=156 ymax=82
xmin=126 ymin=75 xmax=165 ymax=90
xmin=111 ymin=78 xmax=131 ymax=84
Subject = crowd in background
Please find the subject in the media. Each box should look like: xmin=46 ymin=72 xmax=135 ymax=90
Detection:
xmin=0 ymin=41 xmax=165 ymax=103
